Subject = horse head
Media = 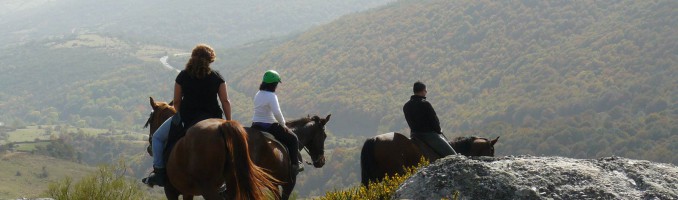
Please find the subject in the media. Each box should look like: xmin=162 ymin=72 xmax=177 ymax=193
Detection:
xmin=144 ymin=97 xmax=176 ymax=156
xmin=290 ymin=114 xmax=331 ymax=168
xmin=450 ymin=136 xmax=499 ymax=157
xmin=471 ymin=136 xmax=499 ymax=156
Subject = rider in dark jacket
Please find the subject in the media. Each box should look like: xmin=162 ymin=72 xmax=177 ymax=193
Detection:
xmin=403 ymin=81 xmax=457 ymax=157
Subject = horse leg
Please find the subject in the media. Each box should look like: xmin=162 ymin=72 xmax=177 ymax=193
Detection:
xmin=164 ymin=184 xmax=181 ymax=200
xmin=182 ymin=195 xmax=194 ymax=200
xmin=201 ymin=191 xmax=221 ymax=200
xmin=191 ymin=182 xmax=218 ymax=200
xmin=280 ymin=177 xmax=296 ymax=200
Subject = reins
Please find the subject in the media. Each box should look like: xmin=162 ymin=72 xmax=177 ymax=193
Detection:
xmin=144 ymin=105 xmax=174 ymax=129
xmin=295 ymin=120 xmax=322 ymax=165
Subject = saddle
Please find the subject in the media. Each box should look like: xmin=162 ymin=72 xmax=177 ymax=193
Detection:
xmin=409 ymin=134 xmax=443 ymax=162
xmin=249 ymin=127 xmax=288 ymax=154
xmin=162 ymin=117 xmax=187 ymax=165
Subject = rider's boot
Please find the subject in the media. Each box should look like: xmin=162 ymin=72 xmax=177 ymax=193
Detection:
xmin=142 ymin=167 xmax=167 ymax=187
xmin=292 ymin=162 xmax=304 ymax=173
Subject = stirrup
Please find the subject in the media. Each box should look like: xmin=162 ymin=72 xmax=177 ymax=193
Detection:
xmin=218 ymin=183 xmax=227 ymax=193
xmin=293 ymin=163 xmax=304 ymax=172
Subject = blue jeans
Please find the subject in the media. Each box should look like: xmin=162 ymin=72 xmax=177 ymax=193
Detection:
xmin=152 ymin=116 xmax=172 ymax=168
xmin=412 ymin=131 xmax=457 ymax=157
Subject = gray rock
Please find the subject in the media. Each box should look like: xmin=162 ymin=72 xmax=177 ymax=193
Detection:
xmin=394 ymin=155 xmax=678 ymax=200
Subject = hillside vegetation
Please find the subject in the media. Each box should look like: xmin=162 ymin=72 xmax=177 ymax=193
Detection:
xmin=0 ymin=0 xmax=676 ymax=198
xmin=0 ymin=0 xmax=397 ymax=130
xmin=232 ymin=0 xmax=677 ymax=163
xmin=0 ymin=35 xmax=179 ymax=129
xmin=0 ymin=0 xmax=394 ymax=48
xmin=0 ymin=152 xmax=96 ymax=199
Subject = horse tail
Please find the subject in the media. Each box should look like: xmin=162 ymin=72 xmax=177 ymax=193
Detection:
xmin=219 ymin=120 xmax=280 ymax=200
xmin=360 ymin=137 xmax=377 ymax=187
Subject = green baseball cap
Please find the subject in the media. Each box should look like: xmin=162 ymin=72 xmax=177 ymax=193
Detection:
xmin=262 ymin=70 xmax=281 ymax=83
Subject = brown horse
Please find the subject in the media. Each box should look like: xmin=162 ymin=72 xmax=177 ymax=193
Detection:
xmin=144 ymin=97 xmax=176 ymax=156
xmin=166 ymin=119 xmax=279 ymax=200
xmin=244 ymin=114 xmax=331 ymax=200
xmin=143 ymin=97 xmax=280 ymax=199
xmin=360 ymin=132 xmax=499 ymax=186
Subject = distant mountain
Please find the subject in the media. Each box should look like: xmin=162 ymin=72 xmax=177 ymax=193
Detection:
xmin=1 ymin=1 xmax=676 ymax=197
xmin=0 ymin=0 xmax=394 ymax=48
xmin=0 ymin=0 xmax=395 ymax=129
xmin=1 ymin=0 xmax=675 ymax=167
xmin=231 ymin=0 xmax=677 ymax=163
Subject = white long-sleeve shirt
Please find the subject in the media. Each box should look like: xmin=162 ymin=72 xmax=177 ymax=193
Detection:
xmin=252 ymin=90 xmax=285 ymax=125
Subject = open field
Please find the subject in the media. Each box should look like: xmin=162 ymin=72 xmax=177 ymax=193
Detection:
xmin=1 ymin=125 xmax=147 ymax=151
xmin=0 ymin=152 xmax=96 ymax=199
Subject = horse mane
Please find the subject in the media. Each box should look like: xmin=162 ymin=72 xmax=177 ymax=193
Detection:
xmin=143 ymin=111 xmax=154 ymax=128
xmin=450 ymin=136 xmax=483 ymax=155
xmin=286 ymin=116 xmax=314 ymax=128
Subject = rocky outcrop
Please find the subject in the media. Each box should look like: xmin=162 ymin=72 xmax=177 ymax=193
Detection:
xmin=394 ymin=155 xmax=678 ymax=200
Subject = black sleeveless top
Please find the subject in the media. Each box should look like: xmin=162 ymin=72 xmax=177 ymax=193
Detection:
xmin=175 ymin=70 xmax=225 ymax=127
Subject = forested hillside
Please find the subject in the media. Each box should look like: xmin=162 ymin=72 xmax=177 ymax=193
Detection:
xmin=1 ymin=0 xmax=676 ymax=198
xmin=232 ymin=0 xmax=677 ymax=164
xmin=0 ymin=35 xmax=175 ymax=129
xmin=0 ymin=0 xmax=397 ymax=130
xmin=0 ymin=0 xmax=394 ymax=48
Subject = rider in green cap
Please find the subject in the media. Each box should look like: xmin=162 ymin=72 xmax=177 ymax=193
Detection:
xmin=251 ymin=70 xmax=304 ymax=173
xmin=263 ymin=70 xmax=282 ymax=83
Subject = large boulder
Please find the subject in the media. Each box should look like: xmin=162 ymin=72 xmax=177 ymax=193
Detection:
xmin=394 ymin=155 xmax=677 ymax=199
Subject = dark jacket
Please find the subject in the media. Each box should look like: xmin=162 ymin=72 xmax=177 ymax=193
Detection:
xmin=403 ymin=95 xmax=441 ymax=134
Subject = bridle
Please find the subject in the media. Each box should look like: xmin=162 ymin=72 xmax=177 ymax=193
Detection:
xmin=298 ymin=119 xmax=326 ymax=166
xmin=144 ymin=104 xmax=175 ymax=132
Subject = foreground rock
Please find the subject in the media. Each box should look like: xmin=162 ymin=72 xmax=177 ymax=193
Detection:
xmin=394 ymin=155 xmax=677 ymax=200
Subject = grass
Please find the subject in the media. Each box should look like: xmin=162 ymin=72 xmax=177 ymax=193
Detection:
xmin=44 ymin=160 xmax=148 ymax=200
xmin=3 ymin=125 xmax=110 ymax=143
xmin=14 ymin=142 xmax=50 ymax=152
xmin=46 ymin=33 xmax=183 ymax=64
xmin=0 ymin=152 xmax=96 ymax=199
xmin=4 ymin=125 xmax=47 ymax=143
xmin=1 ymin=125 xmax=144 ymax=151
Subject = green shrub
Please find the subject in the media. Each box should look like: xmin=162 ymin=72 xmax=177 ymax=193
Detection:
xmin=319 ymin=158 xmax=456 ymax=200
xmin=44 ymin=160 xmax=147 ymax=200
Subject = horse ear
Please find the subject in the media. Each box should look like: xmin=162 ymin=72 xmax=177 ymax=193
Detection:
xmin=149 ymin=97 xmax=158 ymax=109
xmin=491 ymin=136 xmax=500 ymax=145
xmin=325 ymin=114 xmax=331 ymax=122
xmin=169 ymin=100 xmax=174 ymax=106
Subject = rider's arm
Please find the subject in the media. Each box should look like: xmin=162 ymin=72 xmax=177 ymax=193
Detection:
xmin=173 ymin=83 xmax=182 ymax=112
xmin=218 ymin=83 xmax=232 ymax=120
xmin=270 ymin=93 xmax=286 ymax=126
xmin=425 ymin=102 xmax=442 ymax=134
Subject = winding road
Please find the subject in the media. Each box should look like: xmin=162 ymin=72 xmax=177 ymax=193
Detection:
xmin=159 ymin=53 xmax=190 ymax=73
